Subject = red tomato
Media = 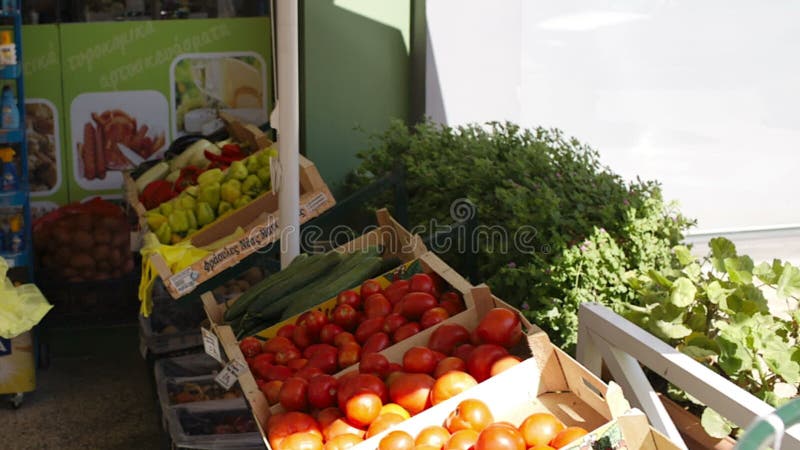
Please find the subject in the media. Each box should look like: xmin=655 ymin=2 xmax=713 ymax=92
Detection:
xmin=257 ymin=363 xmax=292 ymax=381
xmin=364 ymin=293 xmax=392 ymax=318
xmin=292 ymin=325 xmax=316 ymax=350
xmin=379 ymin=430 xmax=415 ymax=450
xmin=260 ymin=379 xmax=283 ymax=405
xmin=399 ymin=292 xmax=438 ymax=319
xmin=315 ymin=406 xmax=342 ymax=428
xmin=307 ymin=346 xmax=339 ymax=374
xmin=239 ymin=337 xmax=262 ymax=357
xmin=359 ymin=353 xmax=390 ymax=378
xmin=319 ymin=323 xmax=345 ymax=344
xmin=549 ymin=426 xmax=588 ymax=448
xmin=382 ymin=312 xmax=408 ymax=335
xmin=445 ymin=429 xmax=480 ymax=450
xmin=307 ymin=374 xmax=338 ymax=409
xmin=333 ymin=331 xmax=357 ymax=348
xmin=355 ymin=317 xmax=385 ymax=344
xmin=434 ymin=356 xmax=468 ymax=378
xmin=466 ymin=344 xmax=509 ymax=382
xmin=304 ymin=343 xmax=338 ymax=359
xmin=519 ymin=412 xmax=565 ymax=447
xmin=444 ymin=398 xmax=494 ymax=433
xmin=295 ymin=366 xmax=324 ymax=381
xmin=440 ymin=300 xmax=466 ymax=317
xmin=475 ymin=308 xmax=522 ymax=348
xmin=279 ymin=432 xmax=323 ymax=450
xmin=384 ymin=279 xmax=410 ymax=305
xmin=287 ymin=358 xmax=309 ymax=371
xmin=366 ymin=412 xmax=405 ymax=438
xmin=279 ymin=377 xmax=309 ymax=411
xmin=403 ymin=346 xmax=438 ymax=374
xmin=393 ymin=322 xmax=421 ymax=342
xmin=474 ymin=424 xmax=526 ymax=450
xmin=274 ymin=345 xmax=303 ymax=365
xmin=420 ymin=307 xmax=449 ymax=329
xmin=428 ymin=324 xmax=471 ymax=355
xmin=345 ymin=392 xmax=383 ymax=428
xmin=409 ymin=273 xmax=435 ymax=293
xmin=276 ymin=324 xmax=296 ymax=339
xmin=440 ymin=291 xmax=463 ymax=305
xmin=300 ymin=310 xmax=329 ymax=337
xmin=323 ymin=418 xmax=366 ymax=441
xmin=337 ymin=290 xmax=362 ymax=309
xmin=386 ymin=362 xmax=403 ymax=375
xmin=332 ymin=304 xmax=360 ymax=331
xmin=253 ymin=352 xmax=276 ymax=367
xmin=267 ymin=412 xmax=321 ymax=450
xmin=389 ymin=373 xmax=435 ymax=415
xmin=430 ymin=370 xmax=478 ymax=405
xmin=263 ymin=336 xmax=296 ymax=353
xmin=360 ymin=279 xmax=383 ymax=299
xmin=338 ymin=373 xmax=389 ymax=410
xmin=490 ymin=355 xmax=522 ymax=377
xmin=338 ymin=342 xmax=362 ymax=370
xmin=362 ymin=332 xmax=391 ymax=355
xmin=453 ymin=343 xmax=475 ymax=362
xmin=323 ymin=433 xmax=363 ymax=449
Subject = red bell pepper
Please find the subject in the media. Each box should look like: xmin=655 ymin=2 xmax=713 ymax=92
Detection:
xmin=140 ymin=180 xmax=178 ymax=210
xmin=174 ymin=165 xmax=203 ymax=193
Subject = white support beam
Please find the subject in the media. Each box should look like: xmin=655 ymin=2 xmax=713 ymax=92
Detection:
xmin=577 ymin=303 xmax=800 ymax=448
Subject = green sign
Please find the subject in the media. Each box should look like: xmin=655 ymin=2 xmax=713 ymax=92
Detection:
xmin=58 ymin=18 xmax=272 ymax=201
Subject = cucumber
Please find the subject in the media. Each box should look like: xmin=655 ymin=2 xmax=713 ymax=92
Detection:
xmin=223 ymin=253 xmax=312 ymax=321
xmin=244 ymin=250 xmax=344 ymax=314
xmin=279 ymin=251 xmax=385 ymax=319
xmin=254 ymin=249 xmax=371 ymax=320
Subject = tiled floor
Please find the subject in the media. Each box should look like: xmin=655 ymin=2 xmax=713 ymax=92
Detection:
xmin=2 ymin=325 xmax=169 ymax=450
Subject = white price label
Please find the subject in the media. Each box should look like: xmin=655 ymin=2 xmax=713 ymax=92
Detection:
xmin=201 ymin=327 xmax=223 ymax=364
xmin=169 ymin=268 xmax=199 ymax=295
xmin=214 ymin=358 xmax=247 ymax=390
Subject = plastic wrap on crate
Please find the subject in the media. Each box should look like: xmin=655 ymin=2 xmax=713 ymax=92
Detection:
xmin=154 ymin=353 xmax=223 ymax=378
xmin=166 ymin=398 xmax=265 ymax=450
xmin=156 ymin=373 xmax=247 ymax=426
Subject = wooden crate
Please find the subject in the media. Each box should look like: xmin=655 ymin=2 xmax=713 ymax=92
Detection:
xmin=202 ymin=208 xmax=434 ymax=328
xmin=150 ymin=155 xmax=335 ymax=299
xmin=558 ymin=410 xmax=685 ymax=450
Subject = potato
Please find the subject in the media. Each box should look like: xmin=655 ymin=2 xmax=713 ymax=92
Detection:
xmin=75 ymin=214 xmax=92 ymax=230
xmin=237 ymin=280 xmax=250 ymax=291
xmin=99 ymin=216 xmax=122 ymax=230
xmin=243 ymin=267 xmax=263 ymax=285
xmin=122 ymin=257 xmax=134 ymax=274
xmin=111 ymin=270 xmax=121 ymax=278
xmin=111 ymin=229 xmax=129 ymax=248
xmin=93 ymin=244 xmax=111 ymax=262
xmin=73 ymin=230 xmax=94 ymax=250
xmin=109 ymin=248 xmax=122 ymax=267
xmin=71 ymin=253 xmax=95 ymax=270
xmin=96 ymin=261 xmax=111 ymax=273
xmin=94 ymin=228 xmax=112 ymax=245
xmin=52 ymin=225 xmax=70 ymax=243
xmin=55 ymin=247 xmax=71 ymax=266
xmin=62 ymin=268 xmax=78 ymax=279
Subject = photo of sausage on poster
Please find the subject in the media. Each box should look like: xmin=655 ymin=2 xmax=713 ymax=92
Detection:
xmin=69 ymin=91 xmax=168 ymax=191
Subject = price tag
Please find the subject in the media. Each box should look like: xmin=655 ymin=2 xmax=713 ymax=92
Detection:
xmin=201 ymin=327 xmax=223 ymax=364
xmin=169 ymin=268 xmax=199 ymax=295
xmin=214 ymin=358 xmax=247 ymax=390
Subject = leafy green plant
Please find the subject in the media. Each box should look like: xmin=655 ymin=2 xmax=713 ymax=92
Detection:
xmin=347 ymin=118 xmax=693 ymax=350
xmin=625 ymin=237 xmax=800 ymax=437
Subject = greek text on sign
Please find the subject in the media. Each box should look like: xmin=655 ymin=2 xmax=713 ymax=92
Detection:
xmin=214 ymin=358 xmax=247 ymax=390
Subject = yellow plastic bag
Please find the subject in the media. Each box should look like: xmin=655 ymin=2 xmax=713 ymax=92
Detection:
xmin=138 ymin=233 xmax=209 ymax=316
xmin=0 ymin=259 xmax=53 ymax=340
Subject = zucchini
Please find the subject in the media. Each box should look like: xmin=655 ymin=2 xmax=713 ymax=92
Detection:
xmin=223 ymin=253 xmax=311 ymax=321
xmin=254 ymin=249 xmax=370 ymax=320
xmin=279 ymin=251 xmax=385 ymax=319
xmin=244 ymin=250 xmax=344 ymax=314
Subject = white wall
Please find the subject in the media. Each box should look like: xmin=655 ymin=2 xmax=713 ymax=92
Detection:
xmin=426 ymin=0 xmax=800 ymax=233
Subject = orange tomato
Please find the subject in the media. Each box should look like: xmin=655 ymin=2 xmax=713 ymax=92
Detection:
xmin=415 ymin=425 xmax=451 ymax=448
xmin=345 ymin=392 xmax=383 ymax=428
xmin=518 ymin=412 xmax=565 ymax=447
xmin=549 ymin=426 xmax=589 ymax=448
xmin=389 ymin=373 xmax=435 ymax=415
xmin=379 ymin=403 xmax=411 ymax=420
xmin=444 ymin=429 xmax=480 ymax=450
xmin=279 ymin=432 xmax=323 ymax=450
xmin=366 ymin=412 xmax=406 ymax=438
xmin=431 ymin=370 xmax=478 ymax=405
xmin=490 ymin=355 xmax=522 ymax=377
xmin=323 ymin=433 xmax=363 ymax=450
xmin=444 ymin=399 xmax=494 ymax=433
xmin=379 ymin=430 xmax=415 ymax=450
xmin=474 ymin=424 xmax=526 ymax=450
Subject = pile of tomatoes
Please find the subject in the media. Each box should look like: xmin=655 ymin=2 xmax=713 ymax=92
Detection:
xmin=378 ymin=399 xmax=589 ymax=450
xmin=243 ymin=301 xmax=524 ymax=450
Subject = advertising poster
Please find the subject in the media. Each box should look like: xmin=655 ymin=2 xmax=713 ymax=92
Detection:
xmin=21 ymin=25 xmax=69 ymax=219
xmin=58 ymin=18 xmax=272 ymax=201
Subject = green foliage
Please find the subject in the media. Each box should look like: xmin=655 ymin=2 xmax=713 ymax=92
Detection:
xmin=626 ymin=237 xmax=800 ymax=434
xmin=347 ymin=118 xmax=693 ymax=351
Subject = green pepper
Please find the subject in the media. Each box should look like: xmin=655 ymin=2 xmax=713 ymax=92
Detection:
xmin=234 ymin=195 xmax=253 ymax=210
xmin=168 ymin=210 xmax=189 ymax=233
xmin=197 ymin=168 xmax=224 ymax=186
xmin=184 ymin=185 xmax=198 ymax=197
xmin=155 ymin=222 xmax=173 ymax=244
xmin=197 ymin=182 xmax=221 ymax=210
xmin=218 ymin=201 xmax=233 ymax=216
xmin=221 ymin=179 xmax=242 ymax=204
xmin=245 ymin=155 xmax=260 ymax=174
xmin=145 ymin=212 xmax=167 ymax=230
xmin=178 ymin=192 xmax=196 ymax=211
xmin=256 ymin=167 xmax=271 ymax=186
xmin=227 ymin=160 xmax=248 ymax=181
xmin=185 ymin=209 xmax=198 ymax=230
xmin=256 ymin=148 xmax=277 ymax=168
xmin=241 ymin=174 xmax=262 ymax=197
xmin=159 ymin=199 xmax=174 ymax=216
xmin=195 ymin=202 xmax=216 ymax=226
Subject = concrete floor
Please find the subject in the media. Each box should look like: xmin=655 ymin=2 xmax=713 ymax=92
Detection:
xmin=2 ymin=325 xmax=169 ymax=450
